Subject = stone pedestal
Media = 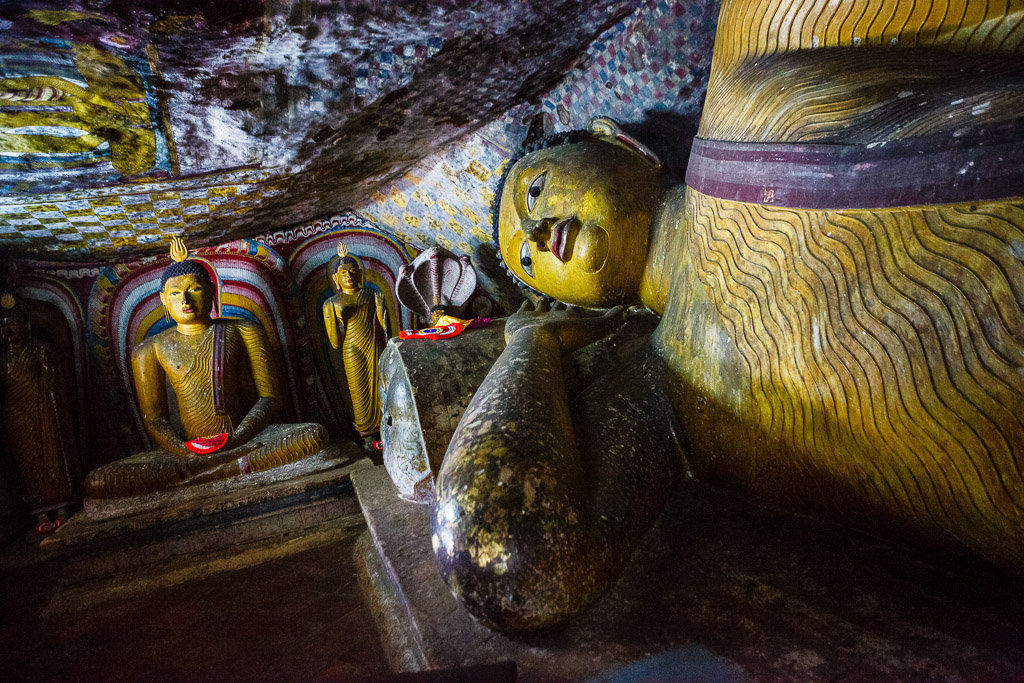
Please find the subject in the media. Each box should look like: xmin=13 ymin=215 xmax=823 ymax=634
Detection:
xmin=42 ymin=446 xmax=372 ymax=609
xmin=353 ymin=465 xmax=1024 ymax=681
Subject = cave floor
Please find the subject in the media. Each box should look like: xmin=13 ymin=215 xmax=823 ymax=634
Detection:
xmin=0 ymin=532 xmax=389 ymax=682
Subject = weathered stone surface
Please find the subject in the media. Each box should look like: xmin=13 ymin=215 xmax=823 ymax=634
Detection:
xmin=379 ymin=313 xmax=658 ymax=504
xmin=81 ymin=443 xmax=349 ymax=521
xmin=354 ymin=465 xmax=1024 ymax=681
xmin=0 ymin=1 xmax=645 ymax=259
xmin=378 ymin=321 xmax=507 ymax=502
xmin=42 ymin=456 xmax=373 ymax=606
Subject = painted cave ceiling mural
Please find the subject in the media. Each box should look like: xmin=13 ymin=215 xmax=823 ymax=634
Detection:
xmin=0 ymin=0 xmax=718 ymax=300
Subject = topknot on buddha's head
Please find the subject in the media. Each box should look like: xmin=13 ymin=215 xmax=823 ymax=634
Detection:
xmin=160 ymin=236 xmax=213 ymax=289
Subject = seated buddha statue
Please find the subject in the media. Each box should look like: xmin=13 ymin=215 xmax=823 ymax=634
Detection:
xmin=433 ymin=0 xmax=1024 ymax=632
xmin=322 ymin=242 xmax=388 ymax=440
xmin=85 ymin=238 xmax=328 ymax=499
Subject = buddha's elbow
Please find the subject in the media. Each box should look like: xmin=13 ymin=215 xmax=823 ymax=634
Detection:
xmin=430 ymin=485 xmax=594 ymax=632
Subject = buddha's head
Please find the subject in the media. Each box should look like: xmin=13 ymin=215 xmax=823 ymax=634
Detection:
xmin=160 ymin=268 xmax=214 ymax=326
xmin=332 ymin=242 xmax=363 ymax=294
xmin=159 ymin=237 xmax=216 ymax=326
xmin=0 ymin=292 xmax=29 ymax=345
xmin=495 ymin=118 xmax=662 ymax=308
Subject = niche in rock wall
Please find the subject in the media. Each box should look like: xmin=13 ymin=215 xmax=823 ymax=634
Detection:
xmin=10 ymin=274 xmax=88 ymax=482
xmin=288 ymin=221 xmax=414 ymax=438
xmin=87 ymin=239 xmax=303 ymax=462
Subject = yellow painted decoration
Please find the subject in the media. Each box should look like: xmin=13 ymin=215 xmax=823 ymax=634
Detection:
xmin=0 ymin=43 xmax=156 ymax=176
xmin=26 ymin=10 xmax=109 ymax=26
xmin=84 ymin=244 xmax=328 ymax=498
xmin=323 ymin=244 xmax=388 ymax=436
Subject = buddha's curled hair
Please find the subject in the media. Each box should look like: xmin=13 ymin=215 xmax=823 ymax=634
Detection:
xmin=161 ymin=259 xmax=213 ymax=289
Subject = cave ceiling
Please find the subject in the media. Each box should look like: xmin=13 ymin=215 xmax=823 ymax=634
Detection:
xmin=0 ymin=0 xmax=641 ymax=261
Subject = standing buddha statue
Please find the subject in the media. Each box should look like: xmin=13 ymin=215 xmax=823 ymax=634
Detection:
xmin=0 ymin=292 xmax=79 ymax=532
xmin=84 ymin=237 xmax=329 ymax=498
xmin=322 ymin=242 xmax=388 ymax=440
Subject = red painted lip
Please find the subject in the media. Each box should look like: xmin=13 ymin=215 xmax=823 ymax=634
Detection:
xmin=550 ymin=216 xmax=574 ymax=263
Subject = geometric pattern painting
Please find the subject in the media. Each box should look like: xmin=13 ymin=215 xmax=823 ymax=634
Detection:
xmin=354 ymin=0 xmax=720 ymax=307
xmin=0 ymin=173 xmax=278 ymax=254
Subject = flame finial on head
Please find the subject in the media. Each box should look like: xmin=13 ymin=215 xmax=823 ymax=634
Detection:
xmin=1 ymin=292 xmax=14 ymax=310
xmin=337 ymin=242 xmax=349 ymax=259
xmin=169 ymin=236 xmax=189 ymax=263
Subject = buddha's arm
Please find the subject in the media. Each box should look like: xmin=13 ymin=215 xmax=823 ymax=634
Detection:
xmin=228 ymin=323 xmax=283 ymax=446
xmin=323 ymin=300 xmax=342 ymax=349
xmin=374 ymin=292 xmax=386 ymax=331
xmin=433 ymin=302 xmax=683 ymax=631
xmin=132 ymin=341 xmax=189 ymax=455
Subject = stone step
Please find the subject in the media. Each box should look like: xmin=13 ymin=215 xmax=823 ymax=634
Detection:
xmin=42 ymin=452 xmax=373 ymax=610
xmin=353 ymin=464 xmax=1024 ymax=681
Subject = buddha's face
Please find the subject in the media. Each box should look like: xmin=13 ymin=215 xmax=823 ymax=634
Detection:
xmin=334 ymin=262 xmax=362 ymax=293
xmin=0 ymin=316 xmax=28 ymax=344
xmin=161 ymin=273 xmax=214 ymax=325
xmin=498 ymin=138 xmax=659 ymax=307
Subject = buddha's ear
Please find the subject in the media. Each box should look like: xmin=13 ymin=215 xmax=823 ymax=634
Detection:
xmin=587 ymin=117 xmax=661 ymax=171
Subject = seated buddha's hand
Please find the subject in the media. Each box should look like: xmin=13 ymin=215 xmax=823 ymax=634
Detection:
xmin=505 ymin=299 xmax=625 ymax=353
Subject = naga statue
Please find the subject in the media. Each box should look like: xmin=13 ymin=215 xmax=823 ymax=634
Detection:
xmin=432 ymin=0 xmax=1024 ymax=632
xmin=322 ymin=242 xmax=388 ymax=440
xmin=0 ymin=292 xmax=79 ymax=532
xmin=396 ymin=245 xmax=477 ymax=325
xmin=85 ymin=238 xmax=329 ymax=498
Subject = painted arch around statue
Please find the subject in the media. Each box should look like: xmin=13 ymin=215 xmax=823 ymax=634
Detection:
xmin=288 ymin=214 xmax=416 ymax=436
xmin=88 ymin=239 xmax=303 ymax=452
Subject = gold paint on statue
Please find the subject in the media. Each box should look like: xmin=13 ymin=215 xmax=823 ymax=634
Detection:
xmin=323 ymin=242 xmax=387 ymax=436
xmin=85 ymin=239 xmax=327 ymax=498
xmin=436 ymin=1 xmax=1024 ymax=630
xmin=701 ymin=0 xmax=1024 ymax=144
xmin=498 ymin=120 xmax=661 ymax=309
xmin=0 ymin=294 xmax=79 ymax=524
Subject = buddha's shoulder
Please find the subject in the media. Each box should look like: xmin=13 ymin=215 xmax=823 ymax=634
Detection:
xmin=132 ymin=328 xmax=175 ymax=358
xmin=220 ymin=318 xmax=266 ymax=339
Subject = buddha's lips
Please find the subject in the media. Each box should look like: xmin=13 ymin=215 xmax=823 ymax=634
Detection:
xmin=551 ymin=217 xmax=573 ymax=262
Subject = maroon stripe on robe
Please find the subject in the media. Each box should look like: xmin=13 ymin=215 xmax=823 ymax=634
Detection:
xmin=685 ymin=119 xmax=1024 ymax=209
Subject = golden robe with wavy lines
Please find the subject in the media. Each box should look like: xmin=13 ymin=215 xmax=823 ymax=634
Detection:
xmin=324 ymin=289 xmax=386 ymax=435
xmin=0 ymin=339 xmax=77 ymax=513
xmin=655 ymin=0 xmax=1024 ymax=573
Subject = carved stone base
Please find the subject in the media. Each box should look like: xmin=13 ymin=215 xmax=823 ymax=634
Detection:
xmin=353 ymin=465 xmax=1024 ymax=680
xmin=82 ymin=444 xmax=349 ymax=521
xmin=41 ymin=448 xmax=372 ymax=610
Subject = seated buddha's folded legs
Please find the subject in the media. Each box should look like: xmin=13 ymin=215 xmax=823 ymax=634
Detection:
xmin=240 ymin=423 xmax=330 ymax=472
xmin=84 ymin=423 xmax=329 ymax=499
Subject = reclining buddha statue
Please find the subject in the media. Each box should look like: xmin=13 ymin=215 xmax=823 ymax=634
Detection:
xmin=85 ymin=238 xmax=329 ymax=498
xmin=432 ymin=0 xmax=1024 ymax=632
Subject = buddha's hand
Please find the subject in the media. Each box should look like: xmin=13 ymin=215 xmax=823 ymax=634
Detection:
xmin=505 ymin=299 xmax=625 ymax=353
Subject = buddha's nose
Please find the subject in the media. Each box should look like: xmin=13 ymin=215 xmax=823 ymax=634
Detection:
xmin=523 ymin=218 xmax=552 ymax=250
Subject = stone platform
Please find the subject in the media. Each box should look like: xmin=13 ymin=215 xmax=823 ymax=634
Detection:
xmin=353 ymin=465 xmax=1024 ymax=681
xmin=42 ymin=447 xmax=373 ymax=610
